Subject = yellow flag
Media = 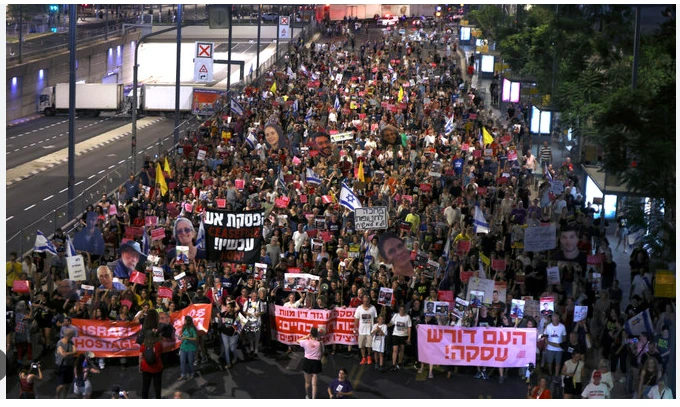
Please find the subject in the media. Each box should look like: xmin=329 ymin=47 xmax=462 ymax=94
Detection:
xmin=270 ymin=81 xmax=277 ymax=94
xmin=163 ymin=156 xmax=171 ymax=176
xmin=358 ymin=160 xmax=365 ymax=182
xmin=155 ymin=162 xmax=168 ymax=196
xmin=482 ymin=126 xmax=494 ymax=146
xmin=398 ymin=86 xmax=404 ymax=103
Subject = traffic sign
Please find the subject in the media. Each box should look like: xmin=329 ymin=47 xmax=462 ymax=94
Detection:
xmin=207 ymin=5 xmax=231 ymax=29
xmin=279 ymin=16 xmax=289 ymax=26
xmin=196 ymin=42 xmax=214 ymax=59
xmin=194 ymin=59 xmax=214 ymax=82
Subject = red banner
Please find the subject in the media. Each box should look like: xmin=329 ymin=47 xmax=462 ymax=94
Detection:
xmin=125 ymin=226 xmax=144 ymax=238
xmin=271 ymin=305 xmax=358 ymax=345
xmin=12 ymin=280 xmax=30 ymax=293
xmin=216 ymin=199 xmax=226 ymax=208
xmin=130 ymin=270 xmax=147 ymax=285
xmin=158 ymin=286 xmax=173 ymax=299
xmin=70 ymin=304 xmax=212 ymax=358
xmin=151 ymin=227 xmax=165 ymax=241
xmin=491 ymin=259 xmax=506 ymax=271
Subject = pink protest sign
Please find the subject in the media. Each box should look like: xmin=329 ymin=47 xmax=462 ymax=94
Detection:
xmin=216 ymin=199 xmax=226 ymax=208
xmin=416 ymin=326 xmax=537 ymax=367
xmin=151 ymin=227 xmax=165 ymax=241
xmin=491 ymin=259 xmax=506 ymax=271
xmin=457 ymin=240 xmax=471 ymax=254
xmin=130 ymin=270 xmax=147 ymax=285
xmin=235 ymin=179 xmax=245 ymax=189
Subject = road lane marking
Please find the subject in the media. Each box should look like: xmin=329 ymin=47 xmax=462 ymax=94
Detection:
xmin=60 ymin=188 xmax=68 ymax=193
xmin=30 ymin=143 xmax=36 ymax=146
xmin=6 ymin=216 xmax=14 ymax=221
xmin=98 ymin=169 xmax=105 ymax=174
xmin=24 ymin=204 xmax=36 ymax=211
xmin=118 ymin=160 xmax=125 ymax=164
xmin=108 ymin=165 xmax=115 ymax=169
xmin=75 ymin=180 xmax=84 ymax=186
xmin=43 ymin=195 xmax=54 ymax=201
xmin=88 ymin=174 xmax=96 ymax=179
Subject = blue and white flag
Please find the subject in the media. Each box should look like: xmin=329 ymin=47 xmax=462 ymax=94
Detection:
xmin=34 ymin=230 xmax=58 ymax=256
xmin=624 ymin=309 xmax=654 ymax=337
xmin=246 ymin=132 xmax=258 ymax=149
xmin=473 ymin=206 xmax=490 ymax=234
xmin=300 ymin=64 xmax=308 ymax=76
xmin=334 ymin=96 xmax=340 ymax=110
xmin=292 ymin=99 xmax=299 ymax=112
xmin=278 ymin=167 xmax=289 ymax=195
xmin=545 ymin=162 xmax=552 ymax=182
xmin=142 ymin=226 xmax=150 ymax=256
xmin=305 ymin=168 xmax=322 ymax=185
xmin=305 ymin=106 xmax=314 ymax=121
xmin=196 ymin=219 xmax=206 ymax=251
xmin=249 ymin=64 xmax=254 ymax=76
xmin=230 ymin=98 xmax=245 ymax=116
xmin=444 ymin=114 xmax=454 ymax=134
xmin=66 ymin=235 xmax=77 ymax=257
xmin=339 ymin=182 xmax=362 ymax=212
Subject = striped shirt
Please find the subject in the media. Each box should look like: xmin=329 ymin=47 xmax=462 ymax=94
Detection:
xmin=539 ymin=145 xmax=552 ymax=163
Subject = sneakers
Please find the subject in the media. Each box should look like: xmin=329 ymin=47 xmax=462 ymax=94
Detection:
xmin=367 ymin=356 xmax=373 ymax=365
xmin=481 ymin=371 xmax=489 ymax=380
xmin=389 ymin=364 xmax=400 ymax=371
xmin=474 ymin=371 xmax=483 ymax=379
xmin=428 ymin=372 xmax=434 ymax=379
xmin=360 ymin=357 xmax=367 ymax=365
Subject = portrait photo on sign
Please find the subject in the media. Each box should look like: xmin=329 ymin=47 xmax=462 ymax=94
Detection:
xmin=540 ymin=297 xmax=555 ymax=315
xmin=310 ymin=131 xmax=335 ymax=158
xmin=263 ymin=122 xmax=291 ymax=153
xmin=378 ymin=231 xmax=414 ymax=278
xmin=73 ymin=211 xmax=105 ymax=255
xmin=380 ymin=125 xmax=401 ymax=146
xmin=469 ymin=290 xmax=484 ymax=308
xmin=171 ymin=217 xmax=206 ymax=262
xmin=378 ymin=287 xmax=393 ymax=305
xmin=254 ymin=263 xmax=268 ymax=281
xmin=510 ymin=299 xmax=525 ymax=319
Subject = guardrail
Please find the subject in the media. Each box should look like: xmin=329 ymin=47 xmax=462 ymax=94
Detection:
xmin=6 ymin=117 xmax=196 ymax=258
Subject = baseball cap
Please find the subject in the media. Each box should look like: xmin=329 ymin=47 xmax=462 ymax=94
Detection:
xmin=593 ymin=371 xmax=602 ymax=378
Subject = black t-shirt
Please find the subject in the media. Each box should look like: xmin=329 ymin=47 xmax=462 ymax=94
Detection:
xmin=477 ymin=314 xmax=495 ymax=327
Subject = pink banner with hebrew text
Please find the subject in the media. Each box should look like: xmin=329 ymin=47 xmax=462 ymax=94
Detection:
xmin=417 ymin=326 xmax=536 ymax=367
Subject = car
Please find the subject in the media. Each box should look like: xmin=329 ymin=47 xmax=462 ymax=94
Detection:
xmin=377 ymin=15 xmax=399 ymax=26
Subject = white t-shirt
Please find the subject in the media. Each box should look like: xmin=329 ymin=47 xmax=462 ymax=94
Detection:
xmin=581 ymin=382 xmax=610 ymax=399
xmin=390 ymin=313 xmax=412 ymax=337
xmin=647 ymin=385 xmax=673 ymax=399
xmin=543 ymin=322 xmax=566 ymax=351
xmin=354 ymin=305 xmax=377 ymax=335
xmin=371 ymin=323 xmax=387 ymax=352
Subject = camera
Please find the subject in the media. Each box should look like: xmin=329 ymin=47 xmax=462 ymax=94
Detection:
xmin=119 ymin=390 xmax=126 ymax=398
xmin=31 ymin=363 xmax=39 ymax=369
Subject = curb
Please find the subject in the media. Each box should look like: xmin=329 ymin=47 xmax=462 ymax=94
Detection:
xmin=6 ymin=114 xmax=43 ymax=129
xmin=6 ymin=118 xmax=162 ymax=187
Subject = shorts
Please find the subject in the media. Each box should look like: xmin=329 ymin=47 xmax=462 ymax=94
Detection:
xmin=358 ymin=334 xmax=371 ymax=348
xmin=391 ymin=335 xmax=407 ymax=347
xmin=73 ymin=380 xmax=92 ymax=396
xmin=544 ymin=350 xmax=562 ymax=365
xmin=302 ymin=358 xmax=322 ymax=375
xmin=57 ymin=364 xmax=74 ymax=386
xmin=563 ymin=379 xmax=582 ymax=395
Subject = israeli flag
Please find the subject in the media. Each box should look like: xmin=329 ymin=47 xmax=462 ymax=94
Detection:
xmin=334 ymin=96 xmax=340 ymax=110
xmin=141 ymin=226 xmax=150 ymax=256
xmin=196 ymin=219 xmax=206 ymax=251
xmin=249 ymin=64 xmax=254 ymax=76
xmin=444 ymin=114 xmax=454 ymax=134
xmin=231 ymin=99 xmax=245 ymax=116
xmin=66 ymin=235 xmax=77 ymax=257
xmin=292 ymin=99 xmax=299 ymax=112
xmin=339 ymin=182 xmax=362 ymax=212
xmin=624 ymin=309 xmax=654 ymax=337
xmin=278 ymin=167 xmax=289 ymax=195
xmin=545 ymin=162 xmax=553 ymax=182
xmin=246 ymin=132 xmax=258 ymax=149
xmin=305 ymin=168 xmax=322 ymax=185
xmin=33 ymin=230 xmax=58 ymax=256
xmin=300 ymin=64 xmax=308 ymax=76
xmin=473 ymin=206 xmax=490 ymax=234
xmin=305 ymin=106 xmax=314 ymax=121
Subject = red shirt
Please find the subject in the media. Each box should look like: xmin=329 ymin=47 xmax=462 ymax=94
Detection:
xmin=140 ymin=341 xmax=163 ymax=373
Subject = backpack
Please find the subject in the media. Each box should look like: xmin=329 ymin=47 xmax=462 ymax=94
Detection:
xmin=143 ymin=345 xmax=156 ymax=365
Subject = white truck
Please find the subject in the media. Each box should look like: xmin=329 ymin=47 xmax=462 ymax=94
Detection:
xmin=39 ymin=83 xmax=125 ymax=116
xmin=140 ymin=84 xmax=194 ymax=115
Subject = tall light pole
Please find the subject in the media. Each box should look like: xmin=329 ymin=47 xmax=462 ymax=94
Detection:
xmin=174 ymin=4 xmax=182 ymax=148
xmin=67 ymin=4 xmax=76 ymax=220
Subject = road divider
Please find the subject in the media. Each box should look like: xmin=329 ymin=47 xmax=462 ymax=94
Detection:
xmin=6 ymin=117 xmax=164 ymax=187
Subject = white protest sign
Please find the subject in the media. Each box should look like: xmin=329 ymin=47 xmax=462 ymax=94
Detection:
xmin=355 ymin=206 xmax=388 ymax=230
xmin=67 ymin=255 xmax=87 ymax=281
xmin=467 ymin=277 xmax=495 ymax=305
xmin=335 ymin=72 xmax=343 ymax=85
xmin=197 ymin=149 xmax=207 ymax=161
xmin=546 ymin=266 xmax=560 ymax=285
xmin=574 ymin=306 xmax=588 ymax=322
xmin=523 ymin=224 xmax=557 ymax=252
xmin=330 ymin=131 xmax=354 ymax=143
xmin=550 ymin=181 xmax=564 ymax=195
xmin=152 ymin=267 xmax=165 ymax=283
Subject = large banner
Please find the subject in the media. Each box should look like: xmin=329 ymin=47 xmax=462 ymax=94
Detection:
xmin=70 ymin=304 xmax=212 ymax=358
xmin=417 ymin=326 xmax=537 ymax=367
xmin=204 ymin=209 xmax=263 ymax=263
xmin=523 ymin=224 xmax=557 ymax=252
xmin=271 ymin=305 xmax=358 ymax=345
xmin=354 ymin=206 xmax=388 ymax=230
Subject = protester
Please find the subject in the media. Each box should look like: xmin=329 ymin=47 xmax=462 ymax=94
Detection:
xmin=139 ymin=330 xmax=163 ymax=399
xmin=298 ymin=327 xmax=323 ymax=399
xmin=18 ymin=363 xmax=42 ymax=399
xmin=328 ymin=368 xmax=354 ymax=399
xmin=178 ymin=315 xmax=199 ymax=381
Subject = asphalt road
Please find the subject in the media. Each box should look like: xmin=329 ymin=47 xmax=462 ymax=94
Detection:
xmin=5 ymin=341 xmax=531 ymax=399
xmin=5 ymin=116 xmax=195 ymax=254
xmin=5 ymin=114 xmax=134 ymax=169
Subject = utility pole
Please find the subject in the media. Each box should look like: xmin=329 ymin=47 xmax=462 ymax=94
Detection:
xmin=227 ymin=5 xmax=233 ymax=95
xmin=67 ymin=5 xmax=76 ymax=221
xmin=631 ymin=5 xmax=641 ymax=90
xmin=174 ymin=4 xmax=182 ymax=148
xmin=256 ymin=5 xmax=262 ymax=78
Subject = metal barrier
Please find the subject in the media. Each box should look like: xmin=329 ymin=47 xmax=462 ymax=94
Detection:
xmin=6 ymin=117 xmax=196 ymax=258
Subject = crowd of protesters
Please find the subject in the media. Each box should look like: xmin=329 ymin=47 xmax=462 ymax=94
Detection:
xmin=6 ymin=17 xmax=674 ymax=399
